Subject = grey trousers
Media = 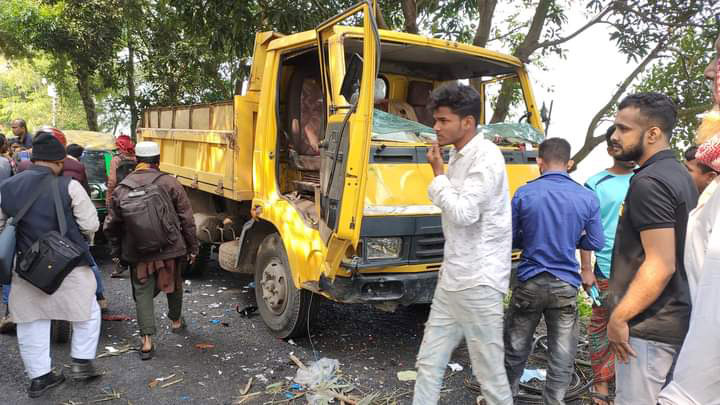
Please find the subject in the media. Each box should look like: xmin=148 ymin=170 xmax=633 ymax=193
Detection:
xmin=413 ymin=285 xmax=513 ymax=405
xmin=615 ymin=336 xmax=679 ymax=405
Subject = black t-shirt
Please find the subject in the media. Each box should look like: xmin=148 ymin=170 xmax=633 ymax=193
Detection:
xmin=608 ymin=149 xmax=698 ymax=346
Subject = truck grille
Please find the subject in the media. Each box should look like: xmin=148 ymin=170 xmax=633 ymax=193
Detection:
xmin=411 ymin=233 xmax=444 ymax=262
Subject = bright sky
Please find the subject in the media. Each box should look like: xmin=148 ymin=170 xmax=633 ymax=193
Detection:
xmin=527 ymin=18 xmax=638 ymax=184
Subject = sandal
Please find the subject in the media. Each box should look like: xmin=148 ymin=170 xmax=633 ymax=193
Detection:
xmin=139 ymin=343 xmax=155 ymax=361
xmin=171 ymin=316 xmax=187 ymax=334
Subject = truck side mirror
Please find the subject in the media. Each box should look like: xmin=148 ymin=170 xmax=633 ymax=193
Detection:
xmin=340 ymin=53 xmax=363 ymax=104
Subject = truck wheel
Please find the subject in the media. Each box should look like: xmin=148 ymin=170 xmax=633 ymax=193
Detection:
xmin=254 ymin=233 xmax=315 ymax=339
xmin=183 ymin=244 xmax=211 ymax=278
xmin=51 ymin=320 xmax=71 ymax=343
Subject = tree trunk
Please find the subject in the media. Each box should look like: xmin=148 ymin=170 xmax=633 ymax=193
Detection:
xmin=401 ymin=0 xmax=418 ymax=34
xmin=375 ymin=2 xmax=389 ymax=30
xmin=127 ymin=36 xmax=138 ymax=141
xmin=470 ymin=0 xmax=498 ymax=94
xmin=74 ymin=66 xmax=99 ymax=131
xmin=489 ymin=0 xmax=551 ymax=124
xmin=473 ymin=0 xmax=497 ymax=47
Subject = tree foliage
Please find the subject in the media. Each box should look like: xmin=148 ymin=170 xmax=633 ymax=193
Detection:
xmin=634 ymin=27 xmax=716 ymax=151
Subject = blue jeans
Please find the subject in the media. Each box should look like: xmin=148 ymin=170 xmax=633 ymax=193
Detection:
xmin=504 ymin=273 xmax=579 ymax=405
xmin=2 ymin=283 xmax=9 ymax=305
xmin=89 ymin=255 xmax=103 ymax=298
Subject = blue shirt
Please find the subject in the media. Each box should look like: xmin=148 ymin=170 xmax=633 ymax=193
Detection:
xmin=584 ymin=170 xmax=632 ymax=278
xmin=512 ymin=171 xmax=605 ymax=288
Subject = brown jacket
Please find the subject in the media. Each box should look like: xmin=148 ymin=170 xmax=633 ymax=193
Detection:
xmin=104 ymin=168 xmax=198 ymax=263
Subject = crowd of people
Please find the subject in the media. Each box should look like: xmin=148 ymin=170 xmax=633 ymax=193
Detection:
xmin=0 ymin=126 xmax=197 ymax=398
xmin=413 ymin=34 xmax=720 ymax=405
xmin=1 ymin=36 xmax=719 ymax=405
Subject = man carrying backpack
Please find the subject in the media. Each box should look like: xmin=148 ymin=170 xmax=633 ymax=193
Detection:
xmin=104 ymin=141 xmax=198 ymax=360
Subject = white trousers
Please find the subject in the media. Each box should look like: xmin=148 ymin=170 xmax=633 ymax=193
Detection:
xmin=413 ymin=285 xmax=513 ymax=405
xmin=17 ymin=300 xmax=101 ymax=379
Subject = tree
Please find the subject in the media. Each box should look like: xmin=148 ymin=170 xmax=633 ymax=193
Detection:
xmin=571 ymin=0 xmax=718 ymax=167
xmin=0 ymin=56 xmax=86 ymax=131
xmin=0 ymin=0 xmax=123 ymax=131
xmin=634 ymin=28 xmax=715 ymax=151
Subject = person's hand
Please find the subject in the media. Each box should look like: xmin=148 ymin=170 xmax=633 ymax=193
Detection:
xmin=188 ymin=253 xmax=197 ymax=265
xmin=112 ymin=257 xmax=120 ymax=265
xmin=426 ymin=142 xmax=444 ymax=176
xmin=607 ymin=314 xmax=637 ymax=363
xmin=580 ymin=267 xmax=597 ymax=294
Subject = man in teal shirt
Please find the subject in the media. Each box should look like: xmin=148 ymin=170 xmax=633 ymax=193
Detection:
xmin=580 ymin=125 xmax=634 ymax=404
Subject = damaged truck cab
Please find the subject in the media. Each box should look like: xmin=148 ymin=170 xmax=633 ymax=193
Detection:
xmin=139 ymin=1 xmax=543 ymax=338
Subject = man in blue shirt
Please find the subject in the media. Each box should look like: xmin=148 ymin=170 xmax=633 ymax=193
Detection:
xmin=505 ymin=137 xmax=604 ymax=404
xmin=580 ymin=125 xmax=634 ymax=404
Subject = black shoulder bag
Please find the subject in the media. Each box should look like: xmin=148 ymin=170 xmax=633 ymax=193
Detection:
xmin=16 ymin=177 xmax=85 ymax=294
xmin=0 ymin=176 xmax=53 ymax=284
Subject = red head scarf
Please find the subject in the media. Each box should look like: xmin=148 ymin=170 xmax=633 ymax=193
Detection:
xmin=116 ymin=135 xmax=135 ymax=155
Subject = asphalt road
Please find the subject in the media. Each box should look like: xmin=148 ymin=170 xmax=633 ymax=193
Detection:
xmin=0 ymin=251 xmax=594 ymax=405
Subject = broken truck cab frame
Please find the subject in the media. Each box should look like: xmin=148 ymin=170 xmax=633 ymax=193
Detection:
xmin=139 ymin=1 xmax=543 ymax=338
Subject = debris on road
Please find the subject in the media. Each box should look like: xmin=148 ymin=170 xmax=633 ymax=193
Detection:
xmin=97 ymin=344 xmax=137 ymax=358
xmin=195 ymin=343 xmax=215 ymax=350
xmin=236 ymin=304 xmax=258 ymax=318
xmin=448 ymin=363 xmax=464 ymax=372
xmin=210 ymin=319 xmax=221 ymax=324
xmin=520 ymin=368 xmax=547 ymax=383
xmin=160 ymin=378 xmax=184 ymax=388
xmin=240 ymin=377 xmax=253 ymax=395
xmin=397 ymin=370 xmax=417 ymax=381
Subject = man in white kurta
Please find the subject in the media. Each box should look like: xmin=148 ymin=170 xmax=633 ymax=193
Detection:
xmin=412 ymin=84 xmax=513 ymax=405
xmin=0 ymin=130 xmax=101 ymax=398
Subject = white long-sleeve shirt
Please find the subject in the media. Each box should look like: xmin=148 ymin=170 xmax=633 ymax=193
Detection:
xmin=428 ymin=135 xmax=512 ymax=293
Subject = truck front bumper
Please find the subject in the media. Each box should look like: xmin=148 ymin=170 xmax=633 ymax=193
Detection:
xmin=319 ymin=271 xmax=437 ymax=305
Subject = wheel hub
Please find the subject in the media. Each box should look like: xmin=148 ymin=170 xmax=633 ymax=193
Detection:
xmin=260 ymin=260 xmax=288 ymax=315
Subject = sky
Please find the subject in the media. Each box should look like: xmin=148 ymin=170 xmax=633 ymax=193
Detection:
xmin=529 ymin=22 xmax=632 ymax=184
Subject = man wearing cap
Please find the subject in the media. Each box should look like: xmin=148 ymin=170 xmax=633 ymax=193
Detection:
xmin=0 ymin=131 xmax=102 ymax=398
xmin=104 ymin=141 xmax=198 ymax=360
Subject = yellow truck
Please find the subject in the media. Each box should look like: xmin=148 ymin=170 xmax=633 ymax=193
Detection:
xmin=139 ymin=1 xmax=544 ymax=338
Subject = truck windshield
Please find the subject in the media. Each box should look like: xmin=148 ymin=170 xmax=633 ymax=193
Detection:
xmin=372 ymin=108 xmax=543 ymax=144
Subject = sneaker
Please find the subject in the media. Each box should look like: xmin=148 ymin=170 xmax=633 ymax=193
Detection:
xmin=68 ymin=360 xmax=102 ymax=381
xmin=28 ymin=370 xmax=65 ymax=398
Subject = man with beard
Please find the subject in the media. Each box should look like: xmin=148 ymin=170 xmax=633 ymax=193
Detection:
xmin=606 ymin=92 xmax=698 ymax=404
xmin=579 ymin=125 xmax=635 ymax=404
xmin=413 ymin=84 xmax=513 ymax=405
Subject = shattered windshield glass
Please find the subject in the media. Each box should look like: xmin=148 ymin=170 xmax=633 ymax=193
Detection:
xmin=371 ymin=108 xmax=544 ymax=144
xmin=477 ymin=122 xmax=544 ymax=144
xmin=371 ymin=109 xmax=434 ymax=142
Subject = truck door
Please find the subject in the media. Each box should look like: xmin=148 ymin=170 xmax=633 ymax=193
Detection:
xmin=316 ymin=1 xmax=379 ymax=277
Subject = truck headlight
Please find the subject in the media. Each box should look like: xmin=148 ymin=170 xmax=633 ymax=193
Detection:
xmin=365 ymin=237 xmax=402 ymax=260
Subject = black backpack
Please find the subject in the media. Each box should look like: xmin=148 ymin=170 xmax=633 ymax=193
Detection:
xmin=115 ymin=157 xmax=137 ymax=184
xmin=118 ymin=172 xmax=181 ymax=255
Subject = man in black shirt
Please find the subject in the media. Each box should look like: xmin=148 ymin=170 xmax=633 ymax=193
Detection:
xmin=607 ymin=92 xmax=698 ymax=404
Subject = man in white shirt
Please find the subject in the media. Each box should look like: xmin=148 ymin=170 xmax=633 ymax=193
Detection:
xmin=412 ymin=83 xmax=513 ymax=405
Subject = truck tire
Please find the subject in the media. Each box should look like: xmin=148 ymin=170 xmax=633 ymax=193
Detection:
xmin=254 ymin=233 xmax=315 ymax=339
xmin=51 ymin=320 xmax=71 ymax=344
xmin=183 ymin=244 xmax=211 ymax=278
